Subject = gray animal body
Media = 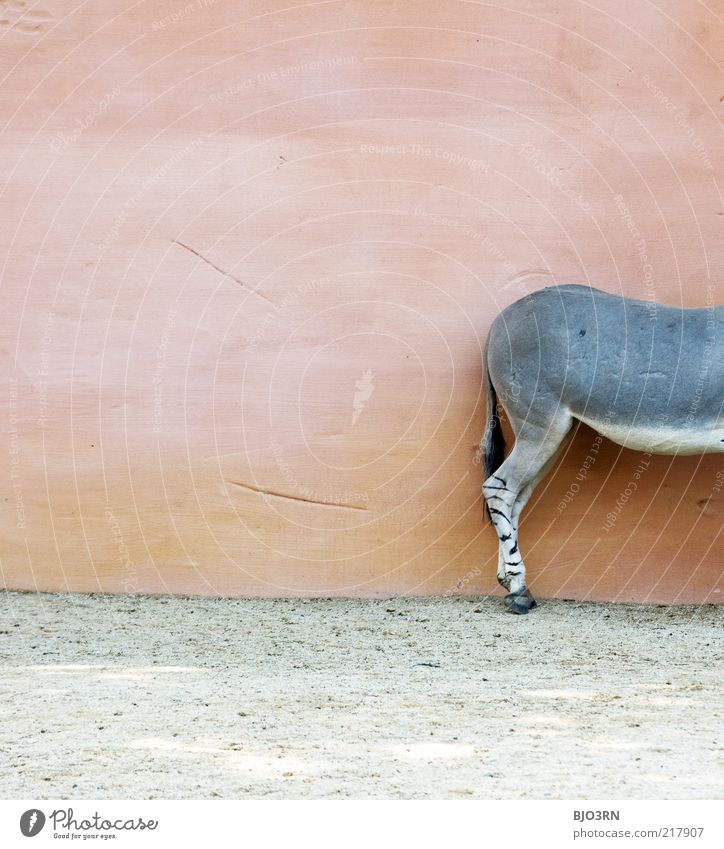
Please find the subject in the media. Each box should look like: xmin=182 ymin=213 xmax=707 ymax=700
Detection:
xmin=481 ymin=284 xmax=723 ymax=614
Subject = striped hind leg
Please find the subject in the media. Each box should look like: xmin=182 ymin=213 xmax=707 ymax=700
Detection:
xmin=483 ymin=417 xmax=572 ymax=613
xmin=508 ymin=423 xmax=576 ymax=536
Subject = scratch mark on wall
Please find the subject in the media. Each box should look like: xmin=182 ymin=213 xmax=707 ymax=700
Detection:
xmin=172 ymin=239 xmax=275 ymax=305
xmin=227 ymin=479 xmax=368 ymax=511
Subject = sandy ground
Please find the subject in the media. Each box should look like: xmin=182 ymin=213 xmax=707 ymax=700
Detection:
xmin=0 ymin=591 xmax=722 ymax=799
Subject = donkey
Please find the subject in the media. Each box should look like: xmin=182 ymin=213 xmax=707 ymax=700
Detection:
xmin=481 ymin=284 xmax=723 ymax=613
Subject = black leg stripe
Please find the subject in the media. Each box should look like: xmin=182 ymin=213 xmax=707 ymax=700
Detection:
xmin=488 ymin=508 xmax=512 ymax=526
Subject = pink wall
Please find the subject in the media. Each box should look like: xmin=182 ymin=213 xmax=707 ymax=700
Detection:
xmin=1 ymin=0 xmax=721 ymax=602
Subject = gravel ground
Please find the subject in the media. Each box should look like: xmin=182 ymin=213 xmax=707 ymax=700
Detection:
xmin=0 ymin=591 xmax=722 ymax=799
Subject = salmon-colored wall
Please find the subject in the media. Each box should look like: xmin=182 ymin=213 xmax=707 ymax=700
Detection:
xmin=1 ymin=1 xmax=721 ymax=603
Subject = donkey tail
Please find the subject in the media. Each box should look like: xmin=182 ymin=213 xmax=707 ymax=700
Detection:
xmin=481 ymin=338 xmax=505 ymax=520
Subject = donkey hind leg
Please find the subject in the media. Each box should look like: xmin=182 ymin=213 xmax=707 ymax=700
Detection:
xmin=509 ymin=423 xmax=576 ymax=535
xmin=483 ymin=417 xmax=572 ymax=614
xmin=504 ymin=429 xmax=574 ymax=608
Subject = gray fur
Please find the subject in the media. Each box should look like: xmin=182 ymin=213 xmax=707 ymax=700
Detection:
xmin=481 ymin=284 xmax=723 ymax=613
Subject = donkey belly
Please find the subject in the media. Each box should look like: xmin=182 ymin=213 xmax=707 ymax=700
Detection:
xmin=574 ymin=415 xmax=724 ymax=455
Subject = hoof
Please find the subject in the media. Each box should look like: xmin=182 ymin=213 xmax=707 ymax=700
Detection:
xmin=504 ymin=588 xmax=537 ymax=615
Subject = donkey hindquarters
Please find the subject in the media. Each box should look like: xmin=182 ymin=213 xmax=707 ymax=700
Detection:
xmin=481 ymin=284 xmax=724 ymax=614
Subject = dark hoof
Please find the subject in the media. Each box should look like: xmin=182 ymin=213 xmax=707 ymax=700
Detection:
xmin=504 ymin=588 xmax=537 ymax=615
